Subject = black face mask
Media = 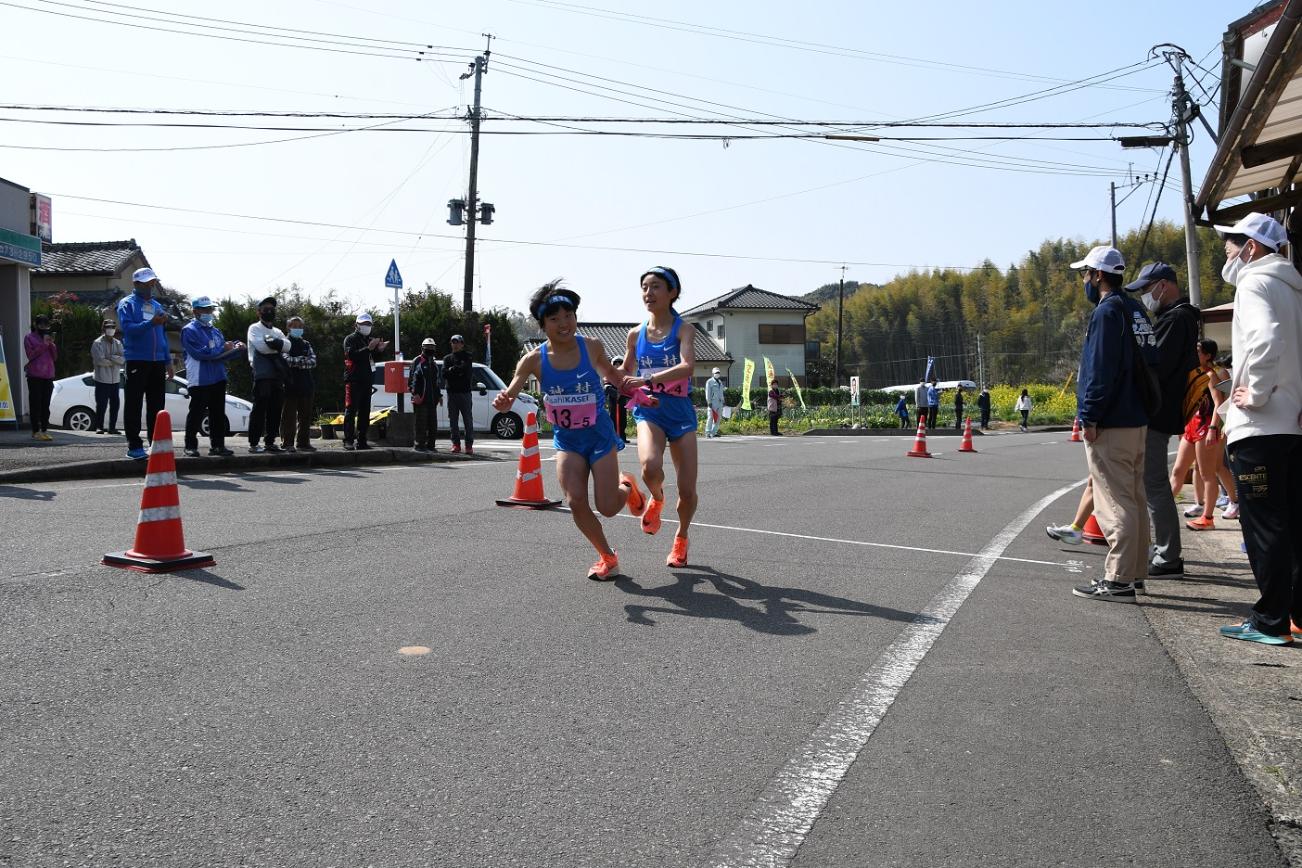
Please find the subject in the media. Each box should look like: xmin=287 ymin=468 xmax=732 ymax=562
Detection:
xmin=259 ymin=309 xmax=275 ymax=323
xmin=423 ymin=348 xmax=436 ymax=357
xmin=36 ymin=327 xmax=48 ymax=336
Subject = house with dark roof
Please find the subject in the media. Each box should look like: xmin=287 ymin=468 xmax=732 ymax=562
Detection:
xmin=679 ymin=285 xmax=819 ymax=384
xmin=522 ymin=321 xmax=732 ymax=388
xmin=31 ymin=239 xmax=150 ymax=308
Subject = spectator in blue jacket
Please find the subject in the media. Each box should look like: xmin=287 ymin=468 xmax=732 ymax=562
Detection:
xmin=1069 ymin=245 xmax=1158 ymax=603
xmin=894 ymin=394 xmax=910 ymax=428
xmin=926 ymin=380 xmax=940 ymax=429
xmin=116 ymin=267 xmax=173 ymax=460
xmin=181 ymin=297 xmax=242 ymax=457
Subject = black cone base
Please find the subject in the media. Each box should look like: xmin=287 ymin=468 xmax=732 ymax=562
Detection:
xmin=101 ymin=550 xmax=216 ymax=573
xmin=495 ymin=497 xmax=561 ymax=510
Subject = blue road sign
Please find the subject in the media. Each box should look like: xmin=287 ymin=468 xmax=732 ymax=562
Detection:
xmin=385 ymin=259 xmax=403 ymax=289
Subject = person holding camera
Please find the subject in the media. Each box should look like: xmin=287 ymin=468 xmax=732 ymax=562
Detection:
xmin=342 ymin=312 xmax=388 ymax=451
xmin=116 ymin=267 xmax=173 ymax=460
xmin=246 ymin=296 xmax=292 ymax=454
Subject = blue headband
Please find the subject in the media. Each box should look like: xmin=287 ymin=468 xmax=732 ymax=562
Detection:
xmin=642 ymin=267 xmax=680 ymax=293
xmin=533 ymin=293 xmax=576 ymax=319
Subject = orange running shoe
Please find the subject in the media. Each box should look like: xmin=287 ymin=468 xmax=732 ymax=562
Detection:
xmin=666 ymin=536 xmax=689 ymax=568
xmin=1186 ymin=516 xmax=1216 ymax=531
xmin=641 ymin=498 xmax=664 ymax=535
xmin=621 ymin=472 xmax=646 ymax=516
xmin=587 ymin=551 xmax=620 ymax=581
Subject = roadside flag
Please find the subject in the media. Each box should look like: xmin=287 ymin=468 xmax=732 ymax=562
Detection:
xmin=786 ymin=368 xmax=806 ymax=409
xmin=741 ymin=358 xmax=755 ymax=410
xmin=0 ymin=327 xmax=15 ymax=426
xmin=763 ymin=357 xmax=776 ymax=390
xmin=924 ymin=355 xmax=935 ymax=383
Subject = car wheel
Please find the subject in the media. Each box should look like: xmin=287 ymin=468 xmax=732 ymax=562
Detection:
xmin=491 ymin=412 xmax=522 ymax=439
xmin=63 ymin=406 xmax=95 ymax=431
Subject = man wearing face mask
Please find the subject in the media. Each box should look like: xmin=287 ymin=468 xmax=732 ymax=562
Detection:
xmin=1068 ymin=245 xmax=1158 ymax=602
xmin=90 ymin=318 xmax=125 ymax=434
xmin=116 ymin=267 xmax=173 ymax=460
xmin=246 ymin=296 xmax=291 ymax=454
xmin=342 ymin=312 xmax=388 ymax=450
xmin=407 ymin=337 xmax=442 ymax=453
xmin=23 ymin=314 xmax=57 ymax=441
xmin=1123 ymin=262 xmax=1200 ymax=581
xmin=1210 ymin=212 xmax=1302 ymax=646
xmin=181 ymin=297 xmax=242 ymax=457
xmin=279 ymin=316 xmax=318 ymax=453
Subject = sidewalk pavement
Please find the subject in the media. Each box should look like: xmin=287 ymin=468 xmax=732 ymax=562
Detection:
xmin=0 ymin=427 xmax=499 ymax=484
xmin=1137 ymin=502 xmax=1302 ymax=865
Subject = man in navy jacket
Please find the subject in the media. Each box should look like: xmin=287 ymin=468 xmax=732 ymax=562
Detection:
xmin=1070 ymin=245 xmax=1157 ymax=602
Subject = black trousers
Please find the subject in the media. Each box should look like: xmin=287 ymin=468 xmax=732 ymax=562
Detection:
xmin=769 ymin=412 xmax=780 ymax=436
xmin=248 ymin=379 xmax=284 ymax=447
xmin=26 ymin=376 xmax=53 ymax=432
xmin=185 ymin=381 xmax=227 ymax=450
xmin=447 ymin=391 xmax=474 ymax=446
xmin=342 ymin=381 xmax=372 ymax=445
xmin=980 ymin=409 xmax=991 ymax=429
xmin=1228 ymin=434 xmax=1302 ymax=636
xmin=124 ymin=360 xmax=166 ymax=450
xmin=927 ymin=406 xmax=938 ymax=429
xmin=413 ymin=401 xmax=439 ymax=448
xmin=94 ymin=382 xmax=119 ymax=431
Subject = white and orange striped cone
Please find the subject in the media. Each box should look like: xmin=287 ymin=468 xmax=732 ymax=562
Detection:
xmin=1069 ymin=417 xmax=1084 ymax=442
xmin=958 ymin=416 xmax=977 ymax=453
xmin=906 ymin=416 xmax=932 ymax=458
xmin=102 ymin=410 xmax=215 ymax=573
xmin=495 ymin=411 xmax=561 ymax=509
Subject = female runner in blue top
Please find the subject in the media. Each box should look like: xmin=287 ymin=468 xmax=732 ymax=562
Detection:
xmin=618 ymin=266 xmax=699 ymax=569
xmin=494 ymin=281 xmax=647 ymax=580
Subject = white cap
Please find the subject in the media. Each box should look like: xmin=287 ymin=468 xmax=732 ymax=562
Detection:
xmin=132 ymin=267 xmax=158 ymax=283
xmin=421 ymin=337 xmax=436 ymax=347
xmin=711 ymin=367 xmax=722 ymax=376
xmin=1068 ymin=246 xmax=1126 ymax=274
xmin=1214 ymin=212 xmax=1288 ymax=251
xmin=355 ymin=313 xmax=373 ymax=324
xmin=450 ymin=334 xmax=464 ymax=343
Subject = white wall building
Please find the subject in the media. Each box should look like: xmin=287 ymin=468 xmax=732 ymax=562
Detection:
xmin=680 ymin=285 xmax=818 ymax=385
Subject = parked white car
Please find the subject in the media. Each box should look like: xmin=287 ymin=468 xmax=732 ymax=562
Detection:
xmin=49 ymin=372 xmax=253 ymax=435
xmin=368 ymin=360 xmax=538 ymax=439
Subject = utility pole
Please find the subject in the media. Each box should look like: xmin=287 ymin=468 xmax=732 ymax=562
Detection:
xmin=1109 ymin=182 xmax=1118 ymax=248
xmin=1171 ymin=50 xmax=1203 ymax=309
xmin=459 ymin=36 xmax=492 ymax=314
xmin=976 ymin=332 xmax=985 ymax=391
xmin=834 ymin=265 xmax=846 ymax=389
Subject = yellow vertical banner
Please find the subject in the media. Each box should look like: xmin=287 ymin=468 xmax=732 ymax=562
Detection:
xmin=740 ymin=358 xmax=755 ymax=409
xmin=786 ymin=368 xmax=806 ymax=409
xmin=763 ymin=357 xmax=776 ymax=390
xmin=0 ymin=330 xmax=15 ymax=425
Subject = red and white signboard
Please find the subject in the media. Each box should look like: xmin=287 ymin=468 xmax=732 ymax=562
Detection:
xmin=30 ymin=193 xmax=52 ymax=243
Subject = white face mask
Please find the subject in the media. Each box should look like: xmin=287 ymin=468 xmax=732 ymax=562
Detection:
xmin=358 ymin=324 xmax=372 ymax=336
xmin=1141 ymin=290 xmax=1162 ymax=314
xmin=1221 ymin=246 xmax=1249 ymax=286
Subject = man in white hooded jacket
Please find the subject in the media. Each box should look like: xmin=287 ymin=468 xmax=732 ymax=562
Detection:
xmin=1214 ymin=212 xmax=1302 ymax=646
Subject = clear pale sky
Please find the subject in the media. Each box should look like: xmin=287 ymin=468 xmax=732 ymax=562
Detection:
xmin=2 ymin=0 xmax=1245 ymax=322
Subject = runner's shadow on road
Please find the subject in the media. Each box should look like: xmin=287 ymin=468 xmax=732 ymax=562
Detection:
xmin=614 ymin=566 xmax=925 ymax=635
xmin=0 ymin=485 xmax=55 ymax=500
xmin=180 ymin=478 xmax=250 ymax=492
xmin=175 ymin=568 xmax=244 ymax=591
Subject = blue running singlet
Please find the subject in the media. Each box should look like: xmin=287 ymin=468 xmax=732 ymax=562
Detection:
xmin=632 ymin=315 xmax=698 ymax=440
xmin=540 ymin=336 xmax=624 ymax=464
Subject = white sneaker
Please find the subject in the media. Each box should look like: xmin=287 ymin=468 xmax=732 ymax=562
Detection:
xmin=1183 ymin=502 xmax=1205 ymax=518
xmin=1222 ymin=502 xmax=1240 ymax=520
xmin=1046 ymin=524 xmax=1083 ymax=545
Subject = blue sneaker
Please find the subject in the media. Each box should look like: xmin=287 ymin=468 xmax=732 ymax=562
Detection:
xmin=125 ymin=447 xmax=148 ymax=460
xmin=1219 ymin=622 xmax=1293 ymax=645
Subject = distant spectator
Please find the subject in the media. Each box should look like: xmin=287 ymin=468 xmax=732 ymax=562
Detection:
xmin=246 ymin=296 xmax=292 ymax=454
xmin=180 ymin=297 xmax=241 ymax=457
xmin=90 ymin=318 xmax=124 ymax=434
xmin=953 ymin=387 xmax=965 ymax=430
xmin=977 ymin=388 xmax=991 ymax=430
xmin=767 ymin=384 xmax=782 ymax=436
xmin=605 ymin=355 xmax=630 ymax=445
xmin=280 ymin=315 xmax=318 ymax=453
xmin=23 ymin=314 xmax=56 ymax=441
xmin=1069 ymin=245 xmax=1156 ymax=602
xmin=926 ymin=380 xmax=940 ymax=429
xmin=1213 ymin=212 xmax=1302 ymax=645
xmin=443 ymin=334 xmax=475 ymax=454
xmin=1015 ymin=389 xmax=1032 ymax=432
xmin=342 ymin=312 xmax=387 ymax=451
xmin=894 ymin=393 xmax=910 ymax=428
xmin=913 ymin=380 xmax=928 ymax=426
xmin=704 ymin=366 xmax=725 ymax=438
xmin=116 ymin=266 xmax=172 ymax=460
xmin=408 ymin=337 xmax=442 ymax=453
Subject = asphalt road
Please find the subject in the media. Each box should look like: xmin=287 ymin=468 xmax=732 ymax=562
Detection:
xmin=0 ymin=432 xmax=1285 ymax=867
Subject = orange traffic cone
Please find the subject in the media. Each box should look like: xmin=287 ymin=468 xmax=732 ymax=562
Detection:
xmin=1082 ymin=513 xmax=1107 ymax=545
xmin=496 ymin=411 xmax=561 ymax=509
xmin=958 ymin=416 xmax=977 ymax=453
xmin=907 ymin=417 xmax=932 ymax=458
xmin=1069 ymin=418 xmax=1084 ymax=443
xmin=102 ymin=410 xmax=215 ymax=572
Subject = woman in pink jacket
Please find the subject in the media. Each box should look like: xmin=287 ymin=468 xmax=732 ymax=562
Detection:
xmin=23 ymin=314 xmax=58 ymax=441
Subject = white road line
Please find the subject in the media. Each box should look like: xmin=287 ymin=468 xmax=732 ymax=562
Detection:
xmin=704 ymin=477 xmax=1085 ymax=868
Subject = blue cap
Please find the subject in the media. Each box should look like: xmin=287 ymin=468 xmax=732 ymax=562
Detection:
xmin=1124 ymin=262 xmax=1177 ymax=292
xmin=190 ymin=296 xmax=215 ymax=309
